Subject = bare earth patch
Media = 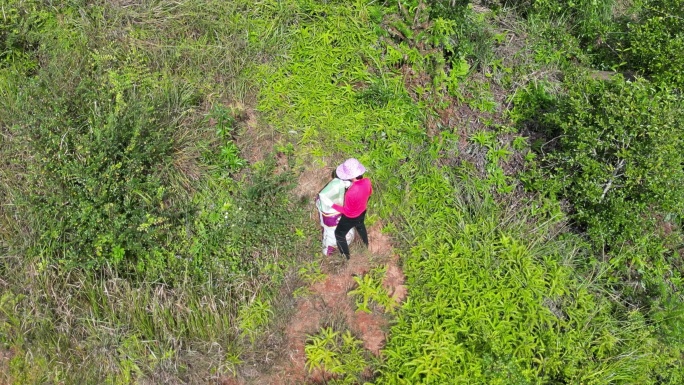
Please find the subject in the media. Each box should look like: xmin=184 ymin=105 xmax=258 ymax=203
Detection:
xmin=368 ymin=220 xmax=393 ymax=257
xmin=383 ymin=263 xmax=408 ymax=304
xmin=293 ymin=166 xmax=333 ymax=201
xmin=232 ymin=102 xmax=277 ymax=165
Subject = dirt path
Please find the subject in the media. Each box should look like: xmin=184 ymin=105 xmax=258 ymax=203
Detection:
xmin=223 ymin=220 xmax=406 ymax=385
xmin=229 ymin=125 xmax=407 ymax=384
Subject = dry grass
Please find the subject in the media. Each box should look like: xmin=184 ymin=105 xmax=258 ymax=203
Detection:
xmin=0 ymin=258 xmax=253 ymax=382
xmin=0 ymin=347 xmax=11 ymax=385
xmin=232 ymin=102 xmax=279 ymax=166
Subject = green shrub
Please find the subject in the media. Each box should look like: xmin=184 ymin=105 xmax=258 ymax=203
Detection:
xmin=2 ymin=1 xmax=302 ymax=281
xmin=623 ymin=0 xmax=684 ymax=88
xmin=21 ymin=66 xmax=195 ymax=276
xmin=305 ymin=327 xmax=374 ymax=384
xmin=0 ymin=0 xmax=51 ymax=73
xmin=430 ymin=0 xmax=471 ymax=21
xmin=348 ymin=265 xmax=398 ymax=314
xmin=524 ymin=75 xmax=684 ymax=315
xmin=375 ymin=169 xmax=677 ymax=384
xmin=520 ymin=0 xmax=684 ymax=87
xmin=533 ymin=76 xmax=683 ymax=246
xmin=507 ymin=80 xmax=555 ymax=129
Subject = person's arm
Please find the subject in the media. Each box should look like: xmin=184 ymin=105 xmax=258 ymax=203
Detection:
xmin=331 ymin=202 xmax=350 ymax=216
xmin=333 ymin=181 xmax=369 ymax=217
xmin=332 ymin=191 xmax=354 ymax=216
xmin=331 ymin=189 xmax=347 ymax=215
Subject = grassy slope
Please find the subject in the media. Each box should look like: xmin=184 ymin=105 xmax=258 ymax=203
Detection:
xmin=1 ymin=0 xmax=683 ymax=384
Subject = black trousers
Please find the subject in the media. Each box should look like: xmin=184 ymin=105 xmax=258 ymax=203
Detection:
xmin=335 ymin=210 xmax=368 ymax=259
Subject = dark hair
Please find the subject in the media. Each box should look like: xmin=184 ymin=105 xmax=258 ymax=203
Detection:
xmin=331 ymin=170 xmax=338 ymax=179
xmin=356 ymin=174 xmax=364 ymax=179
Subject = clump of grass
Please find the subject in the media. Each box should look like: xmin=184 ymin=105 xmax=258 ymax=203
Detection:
xmin=305 ymin=326 xmax=376 ymax=384
xmin=348 ymin=266 xmax=397 ymax=314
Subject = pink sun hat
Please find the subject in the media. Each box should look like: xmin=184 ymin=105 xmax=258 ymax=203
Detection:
xmin=336 ymin=158 xmax=366 ymax=180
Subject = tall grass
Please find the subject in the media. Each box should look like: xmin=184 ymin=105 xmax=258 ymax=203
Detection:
xmin=0 ymin=0 xmax=315 ymax=382
xmin=1 ymin=267 xmax=242 ymax=383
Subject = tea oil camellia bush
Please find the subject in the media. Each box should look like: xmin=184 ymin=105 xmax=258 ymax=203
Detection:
xmin=0 ymin=0 xmax=51 ymax=74
xmin=535 ymin=76 xmax=684 ymax=243
xmin=21 ymin=58 xmax=194 ymax=277
xmin=527 ymin=75 xmax=684 ymax=308
xmin=509 ymin=0 xmax=684 ymax=88
xmin=623 ymin=0 xmax=684 ymax=88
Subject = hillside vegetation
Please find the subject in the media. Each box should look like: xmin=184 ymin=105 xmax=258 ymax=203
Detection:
xmin=1 ymin=0 xmax=682 ymax=384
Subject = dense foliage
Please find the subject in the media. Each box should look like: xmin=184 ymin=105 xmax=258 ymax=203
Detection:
xmin=513 ymin=0 xmax=684 ymax=87
xmin=256 ymin=1 xmax=684 ymax=383
xmin=616 ymin=0 xmax=684 ymax=87
xmin=1 ymin=0 xmax=306 ymax=281
xmin=24 ymin=62 xmax=191 ymax=275
xmin=378 ymin=173 xmax=679 ymax=384
xmin=1 ymin=0 xmax=683 ymax=383
xmin=533 ymin=77 xmax=683 ymax=244
xmin=0 ymin=0 xmax=48 ymax=73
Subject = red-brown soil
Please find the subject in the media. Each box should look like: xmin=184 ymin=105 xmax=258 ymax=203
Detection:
xmin=223 ymin=213 xmax=404 ymax=385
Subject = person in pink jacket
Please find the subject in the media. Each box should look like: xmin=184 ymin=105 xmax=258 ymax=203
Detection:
xmin=331 ymin=158 xmax=372 ymax=260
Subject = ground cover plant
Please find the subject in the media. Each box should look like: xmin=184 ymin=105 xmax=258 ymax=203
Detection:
xmin=255 ymin=0 xmax=684 ymax=383
xmin=1 ymin=0 xmax=683 ymax=383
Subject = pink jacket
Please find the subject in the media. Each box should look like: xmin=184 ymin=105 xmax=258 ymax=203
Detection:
xmin=332 ymin=178 xmax=372 ymax=218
